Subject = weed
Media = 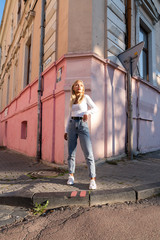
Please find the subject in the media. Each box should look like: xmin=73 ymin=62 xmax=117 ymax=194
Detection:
xmin=33 ymin=200 xmax=49 ymax=215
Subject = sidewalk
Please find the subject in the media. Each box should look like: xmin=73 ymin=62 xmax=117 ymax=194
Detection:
xmin=0 ymin=148 xmax=160 ymax=209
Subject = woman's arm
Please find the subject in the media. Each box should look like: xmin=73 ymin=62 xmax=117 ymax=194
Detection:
xmin=84 ymin=95 xmax=98 ymax=115
xmin=64 ymin=110 xmax=71 ymax=140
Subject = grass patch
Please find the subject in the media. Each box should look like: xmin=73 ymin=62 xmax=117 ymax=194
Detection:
xmin=33 ymin=200 xmax=49 ymax=215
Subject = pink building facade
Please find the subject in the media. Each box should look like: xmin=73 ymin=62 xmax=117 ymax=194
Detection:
xmin=0 ymin=0 xmax=160 ymax=164
xmin=1 ymin=52 xmax=160 ymax=164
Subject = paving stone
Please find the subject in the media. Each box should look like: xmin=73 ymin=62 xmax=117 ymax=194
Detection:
xmin=0 ymin=149 xmax=160 ymax=227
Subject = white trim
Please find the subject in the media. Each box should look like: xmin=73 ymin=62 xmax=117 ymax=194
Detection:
xmin=136 ymin=7 xmax=157 ymax=86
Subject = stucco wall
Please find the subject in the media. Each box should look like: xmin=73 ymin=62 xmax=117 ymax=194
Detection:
xmin=63 ymin=54 xmax=105 ymax=163
xmin=43 ymin=0 xmax=57 ymax=70
xmin=92 ymin=0 xmax=105 ymax=58
xmin=0 ymin=79 xmax=38 ymax=156
xmin=132 ymin=77 xmax=160 ymax=153
xmin=105 ymin=62 xmax=126 ymax=157
xmin=1 ymin=54 xmax=160 ymax=163
xmin=68 ymin=0 xmax=92 ymax=54
xmin=57 ymin=0 xmax=69 ymax=60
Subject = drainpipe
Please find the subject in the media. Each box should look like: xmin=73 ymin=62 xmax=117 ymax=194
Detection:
xmin=37 ymin=0 xmax=46 ymax=160
xmin=127 ymin=0 xmax=133 ymax=159
xmin=127 ymin=0 xmax=132 ymax=48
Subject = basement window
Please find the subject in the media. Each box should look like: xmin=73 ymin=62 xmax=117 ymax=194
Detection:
xmin=21 ymin=121 xmax=27 ymax=139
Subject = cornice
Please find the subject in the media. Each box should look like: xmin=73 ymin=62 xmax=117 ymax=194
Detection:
xmin=137 ymin=0 xmax=160 ymax=24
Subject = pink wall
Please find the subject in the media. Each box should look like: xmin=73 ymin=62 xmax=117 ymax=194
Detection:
xmin=63 ymin=54 xmax=106 ymax=163
xmin=132 ymin=78 xmax=160 ymax=153
xmin=0 ymin=81 xmax=38 ymax=156
xmin=105 ymin=61 xmax=126 ymax=157
xmin=0 ymin=53 xmax=160 ymax=164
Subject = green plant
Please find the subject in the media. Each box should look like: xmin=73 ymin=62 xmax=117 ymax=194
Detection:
xmin=33 ymin=200 xmax=49 ymax=215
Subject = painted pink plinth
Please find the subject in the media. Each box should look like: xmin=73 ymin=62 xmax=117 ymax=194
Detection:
xmin=0 ymin=54 xmax=160 ymax=165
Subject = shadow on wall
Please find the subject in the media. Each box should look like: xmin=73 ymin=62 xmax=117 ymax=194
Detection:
xmin=91 ymin=58 xmax=127 ymax=159
xmin=106 ymin=64 xmax=127 ymax=157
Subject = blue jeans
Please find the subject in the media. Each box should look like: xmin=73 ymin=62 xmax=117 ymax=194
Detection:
xmin=67 ymin=119 xmax=96 ymax=178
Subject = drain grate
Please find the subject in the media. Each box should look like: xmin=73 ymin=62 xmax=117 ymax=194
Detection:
xmin=28 ymin=168 xmax=68 ymax=179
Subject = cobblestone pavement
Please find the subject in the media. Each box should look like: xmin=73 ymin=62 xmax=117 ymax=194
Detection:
xmin=0 ymin=150 xmax=160 ymax=194
xmin=0 ymin=148 xmax=160 ymax=227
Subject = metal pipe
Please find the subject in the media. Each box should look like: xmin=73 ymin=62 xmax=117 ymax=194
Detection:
xmin=126 ymin=0 xmax=133 ymax=159
xmin=37 ymin=0 xmax=46 ymax=160
xmin=136 ymin=81 xmax=140 ymax=152
xmin=127 ymin=58 xmax=133 ymax=159
xmin=127 ymin=0 xmax=132 ymax=48
xmin=104 ymin=62 xmax=107 ymax=157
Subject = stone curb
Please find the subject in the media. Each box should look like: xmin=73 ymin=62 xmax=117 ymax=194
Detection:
xmin=0 ymin=182 xmax=160 ymax=209
xmin=133 ymin=182 xmax=160 ymax=201
xmin=32 ymin=190 xmax=90 ymax=209
xmin=89 ymin=188 xmax=136 ymax=206
xmin=0 ymin=191 xmax=34 ymax=208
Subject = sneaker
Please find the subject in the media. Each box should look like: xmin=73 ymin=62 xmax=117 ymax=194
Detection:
xmin=89 ymin=179 xmax=97 ymax=190
xmin=67 ymin=175 xmax=74 ymax=185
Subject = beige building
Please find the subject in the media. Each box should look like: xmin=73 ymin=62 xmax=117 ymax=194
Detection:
xmin=1 ymin=0 xmax=160 ymax=111
xmin=0 ymin=0 xmax=160 ymax=163
xmin=0 ymin=0 xmax=57 ymax=110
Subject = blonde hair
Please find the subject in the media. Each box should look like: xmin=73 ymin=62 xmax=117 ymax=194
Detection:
xmin=70 ymin=80 xmax=85 ymax=107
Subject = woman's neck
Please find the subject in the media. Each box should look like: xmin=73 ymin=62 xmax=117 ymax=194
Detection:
xmin=74 ymin=93 xmax=82 ymax=104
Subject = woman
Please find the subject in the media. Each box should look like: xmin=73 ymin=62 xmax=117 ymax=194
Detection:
xmin=64 ymin=80 xmax=98 ymax=190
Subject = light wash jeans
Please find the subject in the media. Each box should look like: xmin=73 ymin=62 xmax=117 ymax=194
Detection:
xmin=67 ymin=118 xmax=96 ymax=178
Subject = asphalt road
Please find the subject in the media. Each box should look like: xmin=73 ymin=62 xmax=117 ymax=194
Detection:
xmin=0 ymin=196 xmax=160 ymax=240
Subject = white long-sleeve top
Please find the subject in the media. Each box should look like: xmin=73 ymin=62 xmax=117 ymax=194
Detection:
xmin=65 ymin=94 xmax=98 ymax=133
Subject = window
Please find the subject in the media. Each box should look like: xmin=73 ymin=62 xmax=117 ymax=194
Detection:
xmin=24 ymin=36 xmax=32 ymax=88
xmin=12 ymin=60 xmax=18 ymax=99
xmin=21 ymin=121 xmax=27 ymax=139
xmin=17 ymin=0 xmax=21 ymax=23
xmin=139 ymin=27 xmax=149 ymax=81
xmin=26 ymin=39 xmax=31 ymax=85
xmin=6 ymin=76 xmax=10 ymax=105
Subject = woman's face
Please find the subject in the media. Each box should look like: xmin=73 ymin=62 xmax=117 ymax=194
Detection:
xmin=73 ymin=81 xmax=84 ymax=94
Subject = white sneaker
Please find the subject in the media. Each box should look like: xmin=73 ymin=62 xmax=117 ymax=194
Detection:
xmin=67 ymin=175 xmax=74 ymax=185
xmin=89 ymin=179 xmax=97 ymax=190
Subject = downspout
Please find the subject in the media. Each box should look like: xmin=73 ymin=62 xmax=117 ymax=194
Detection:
xmin=37 ymin=0 xmax=46 ymax=160
xmin=126 ymin=0 xmax=133 ymax=159
xmin=127 ymin=0 xmax=132 ymax=48
xmin=104 ymin=0 xmax=107 ymax=157
xmin=135 ymin=1 xmax=141 ymax=152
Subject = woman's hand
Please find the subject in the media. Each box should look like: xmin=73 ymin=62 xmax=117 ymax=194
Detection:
xmin=83 ymin=114 xmax=88 ymax=122
xmin=64 ymin=133 xmax=68 ymax=141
